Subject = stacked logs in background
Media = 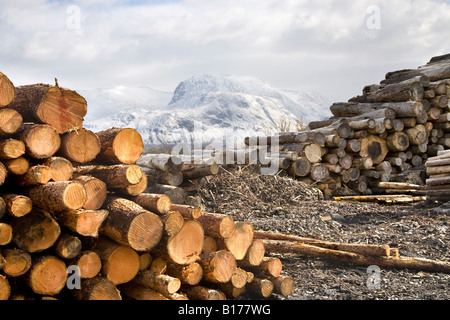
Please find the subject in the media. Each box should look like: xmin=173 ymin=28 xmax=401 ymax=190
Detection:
xmin=0 ymin=73 xmax=294 ymax=300
xmin=425 ymin=149 xmax=450 ymax=202
xmin=244 ymin=53 xmax=450 ymax=199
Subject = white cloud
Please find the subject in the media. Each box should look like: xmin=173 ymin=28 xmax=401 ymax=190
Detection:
xmin=0 ymin=0 xmax=449 ymax=102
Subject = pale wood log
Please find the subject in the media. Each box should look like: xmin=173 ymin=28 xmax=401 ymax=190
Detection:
xmin=185 ymin=285 xmax=221 ymax=300
xmin=170 ymin=204 xmax=202 ymax=219
xmin=0 ymin=275 xmax=9 ymax=300
xmin=246 ymin=278 xmax=274 ymax=299
xmin=144 ymin=167 xmax=184 ymax=187
xmin=137 ymin=153 xmax=183 ymax=174
xmin=237 ymin=239 xmax=265 ymax=268
xmin=13 ymin=164 xmax=52 ymax=187
xmin=360 ymin=135 xmax=389 ymax=165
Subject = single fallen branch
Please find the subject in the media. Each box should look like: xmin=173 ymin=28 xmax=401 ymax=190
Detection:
xmin=254 ymin=230 xmax=390 ymax=257
xmin=262 ymin=240 xmax=450 ymax=274
xmin=333 ymin=194 xmax=426 ymax=204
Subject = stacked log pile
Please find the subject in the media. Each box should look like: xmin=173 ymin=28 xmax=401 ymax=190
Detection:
xmin=244 ymin=53 xmax=450 ymax=200
xmin=0 ymin=73 xmax=295 ymax=301
xmin=425 ymin=149 xmax=450 ymax=202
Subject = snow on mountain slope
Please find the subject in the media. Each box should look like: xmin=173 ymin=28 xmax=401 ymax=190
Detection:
xmin=83 ymin=74 xmax=332 ymax=148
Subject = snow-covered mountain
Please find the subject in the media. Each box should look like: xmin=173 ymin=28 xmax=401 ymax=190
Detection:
xmin=82 ymin=74 xmax=332 ymax=148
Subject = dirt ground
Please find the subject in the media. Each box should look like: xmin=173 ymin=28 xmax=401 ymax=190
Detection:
xmin=193 ymin=165 xmax=450 ymax=300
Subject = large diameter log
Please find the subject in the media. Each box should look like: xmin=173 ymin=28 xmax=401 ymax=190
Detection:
xmin=25 ymin=255 xmax=68 ymax=296
xmin=310 ymin=164 xmax=330 ymax=183
xmin=59 ymin=128 xmax=101 ymax=164
xmin=15 ymin=123 xmax=61 ymax=159
xmin=102 ymin=197 xmax=163 ymax=252
xmin=96 ymin=128 xmax=144 ymax=165
xmin=0 ymin=109 xmax=23 ymax=136
xmin=7 ymin=83 xmax=87 ymax=134
xmin=91 ymin=237 xmax=140 ymax=285
xmin=359 ymin=135 xmax=389 ymax=165
xmin=0 ymin=72 xmax=15 ymax=107
xmin=26 ymin=181 xmax=87 ymax=212
xmin=11 ymin=209 xmax=61 ymax=253
xmin=199 ymin=250 xmax=237 ymax=284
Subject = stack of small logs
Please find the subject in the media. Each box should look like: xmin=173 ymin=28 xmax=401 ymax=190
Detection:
xmin=0 ymin=72 xmax=294 ymax=300
xmin=425 ymin=149 xmax=450 ymax=202
xmin=244 ymin=53 xmax=450 ymax=200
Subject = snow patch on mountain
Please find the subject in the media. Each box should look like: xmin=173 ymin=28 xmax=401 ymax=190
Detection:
xmin=82 ymin=74 xmax=333 ymax=148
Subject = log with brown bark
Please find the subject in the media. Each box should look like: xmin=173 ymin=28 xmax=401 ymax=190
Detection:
xmin=74 ymin=164 xmax=144 ymax=188
xmin=130 ymin=193 xmax=172 ymax=215
xmin=196 ymin=212 xmax=235 ymax=239
xmin=199 ymin=250 xmax=237 ymax=284
xmin=26 ymin=180 xmax=87 ymax=212
xmin=219 ymin=221 xmax=254 ymax=261
xmin=53 ymin=209 xmax=108 ymax=238
xmin=1 ymin=194 xmax=32 ymax=218
xmin=7 ymin=83 xmax=87 ymax=134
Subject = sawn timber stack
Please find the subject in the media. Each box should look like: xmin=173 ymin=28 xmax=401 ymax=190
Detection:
xmin=0 ymin=73 xmax=294 ymax=300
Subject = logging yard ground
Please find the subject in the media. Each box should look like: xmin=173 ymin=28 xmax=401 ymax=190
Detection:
xmin=195 ymin=166 xmax=450 ymax=300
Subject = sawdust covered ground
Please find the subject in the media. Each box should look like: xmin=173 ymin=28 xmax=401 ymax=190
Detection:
xmin=194 ymin=165 xmax=450 ymax=300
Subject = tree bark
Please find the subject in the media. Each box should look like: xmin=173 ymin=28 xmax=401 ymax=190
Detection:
xmin=73 ymin=277 xmax=122 ymax=300
xmin=196 ymin=212 xmax=235 ymax=239
xmin=130 ymin=193 xmax=172 ymax=215
xmin=41 ymin=156 xmax=74 ymax=182
xmin=53 ymin=209 xmax=108 ymax=237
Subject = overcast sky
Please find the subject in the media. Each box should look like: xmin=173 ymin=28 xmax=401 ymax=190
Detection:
xmin=1 ymin=0 xmax=450 ymax=103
